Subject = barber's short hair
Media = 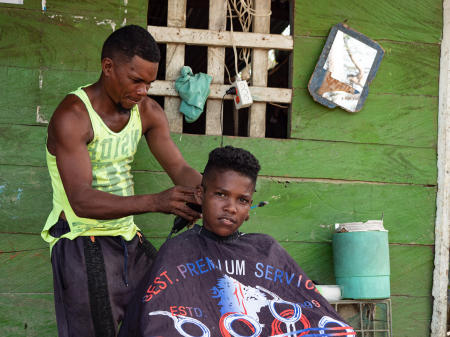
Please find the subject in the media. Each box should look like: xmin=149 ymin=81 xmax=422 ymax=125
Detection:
xmin=203 ymin=146 xmax=261 ymax=186
xmin=101 ymin=25 xmax=160 ymax=63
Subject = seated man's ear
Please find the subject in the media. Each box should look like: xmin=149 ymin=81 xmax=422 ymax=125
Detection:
xmin=194 ymin=185 xmax=204 ymax=205
xmin=245 ymin=199 xmax=252 ymax=221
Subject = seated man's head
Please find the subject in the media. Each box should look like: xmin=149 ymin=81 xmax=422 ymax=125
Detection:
xmin=196 ymin=146 xmax=261 ymax=237
xmin=101 ymin=25 xmax=161 ymax=111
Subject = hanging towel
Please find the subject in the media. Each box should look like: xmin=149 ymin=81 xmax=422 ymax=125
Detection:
xmin=175 ymin=66 xmax=212 ymax=123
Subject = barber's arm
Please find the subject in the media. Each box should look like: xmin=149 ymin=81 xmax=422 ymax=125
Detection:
xmin=49 ymin=96 xmax=200 ymax=221
xmin=142 ymin=98 xmax=202 ymax=188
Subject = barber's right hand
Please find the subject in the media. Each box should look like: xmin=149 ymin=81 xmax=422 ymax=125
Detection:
xmin=152 ymin=186 xmax=201 ymax=221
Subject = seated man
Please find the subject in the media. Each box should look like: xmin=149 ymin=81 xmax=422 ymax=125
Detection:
xmin=119 ymin=146 xmax=355 ymax=337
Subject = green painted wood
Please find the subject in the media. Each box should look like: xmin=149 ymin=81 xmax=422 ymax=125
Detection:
xmin=0 ymin=232 xmax=433 ymax=298
xmin=0 ymin=126 xmax=47 ymax=167
xmin=291 ymin=89 xmax=438 ymax=147
xmin=0 ymin=294 xmax=57 ymax=337
xmin=0 ymin=67 xmax=98 ymax=125
xmin=294 ymin=0 xmax=442 ymax=44
xmin=136 ymin=173 xmax=436 ymax=246
xmin=0 ymin=67 xmax=40 ymax=124
xmin=0 ymin=10 xmax=43 ymax=69
xmin=292 ymin=36 xmax=440 ymax=97
xmin=0 ymin=248 xmax=51 ymax=293
xmin=391 ymin=295 xmax=432 ymax=337
xmin=0 ymin=295 xmax=432 ymax=337
xmin=43 ymin=0 xmax=147 ymax=24
xmin=0 ymin=165 xmax=435 ymax=245
xmin=0 ymin=9 xmax=122 ymax=71
xmin=39 ymin=69 xmax=99 ymax=124
xmin=0 ymin=233 xmax=46 ymax=252
xmin=0 ymin=127 xmax=437 ymax=184
xmin=285 ymin=243 xmax=434 ymax=297
xmin=0 ymin=166 xmax=52 ymax=234
xmin=134 ymin=134 xmax=438 ymax=185
xmin=39 ymin=14 xmax=115 ymax=72
xmin=0 ymin=0 xmax=146 ymax=17
xmin=0 ymin=278 xmax=432 ymax=337
xmin=0 ymin=235 xmax=164 ymax=294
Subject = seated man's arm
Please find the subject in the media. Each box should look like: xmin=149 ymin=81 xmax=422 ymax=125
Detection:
xmin=48 ymin=95 xmax=200 ymax=220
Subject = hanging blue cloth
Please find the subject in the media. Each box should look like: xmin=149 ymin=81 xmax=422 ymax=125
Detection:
xmin=175 ymin=66 xmax=212 ymax=123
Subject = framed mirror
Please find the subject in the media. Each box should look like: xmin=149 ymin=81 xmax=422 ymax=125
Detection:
xmin=308 ymin=23 xmax=384 ymax=113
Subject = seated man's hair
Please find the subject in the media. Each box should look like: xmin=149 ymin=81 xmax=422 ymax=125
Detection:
xmin=101 ymin=25 xmax=160 ymax=63
xmin=203 ymin=146 xmax=261 ymax=185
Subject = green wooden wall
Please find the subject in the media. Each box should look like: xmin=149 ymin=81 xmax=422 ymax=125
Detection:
xmin=0 ymin=1 xmax=441 ymax=336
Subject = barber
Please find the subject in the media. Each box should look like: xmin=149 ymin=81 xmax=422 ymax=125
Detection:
xmin=42 ymin=25 xmax=202 ymax=337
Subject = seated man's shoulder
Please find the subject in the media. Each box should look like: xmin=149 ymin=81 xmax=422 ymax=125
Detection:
xmin=157 ymin=227 xmax=199 ymax=251
xmin=241 ymin=232 xmax=280 ymax=246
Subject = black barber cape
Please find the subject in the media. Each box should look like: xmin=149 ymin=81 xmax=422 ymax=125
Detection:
xmin=119 ymin=225 xmax=355 ymax=337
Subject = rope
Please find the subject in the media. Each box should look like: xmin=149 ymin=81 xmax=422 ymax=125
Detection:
xmin=226 ymin=0 xmax=271 ymax=81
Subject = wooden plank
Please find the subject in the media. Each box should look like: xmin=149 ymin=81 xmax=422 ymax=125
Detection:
xmin=134 ymin=173 xmax=436 ymax=245
xmin=0 ymin=294 xmax=57 ymax=337
xmin=283 ymin=243 xmax=434 ymax=297
xmin=0 ymin=67 xmax=98 ymax=125
xmin=0 ymin=9 xmax=42 ymax=69
xmin=39 ymin=14 xmax=114 ymax=71
xmin=163 ymin=0 xmax=187 ymax=133
xmin=0 ymin=249 xmax=52 ymax=293
xmin=280 ymin=242 xmax=336 ymax=285
xmin=0 ymin=126 xmax=437 ymax=184
xmin=0 ymin=66 xmax=40 ymax=124
xmin=0 ymin=166 xmax=52 ymax=234
xmin=148 ymin=80 xmax=292 ymax=103
xmin=0 ymin=233 xmax=46 ymax=252
xmin=0 ymin=125 xmax=47 ymax=166
xmin=45 ymin=0 xmax=147 ymax=26
xmin=0 ymin=0 xmax=38 ymax=10
xmin=0 ymin=234 xmax=433 ymax=299
xmin=249 ymin=0 xmax=271 ymax=137
xmin=134 ymin=133 xmax=437 ymax=185
xmin=0 ymin=294 xmax=430 ymax=337
xmin=147 ymin=25 xmax=294 ymax=50
xmin=0 ymin=9 xmax=117 ymax=71
xmin=0 ymin=267 xmax=432 ymax=337
xmin=291 ymin=89 xmax=438 ymax=148
xmin=0 ymin=236 xmax=166 ymax=293
xmin=391 ymin=296 xmax=433 ymax=337
xmin=293 ymin=0 xmax=442 ymax=44
xmin=292 ymin=36 xmax=440 ymax=97
xmin=0 ymin=0 xmax=147 ymax=21
xmin=39 ymin=69 xmax=99 ymax=124
xmin=0 ymin=166 xmax=436 ymax=245
xmin=389 ymin=245 xmax=434 ymax=297
xmin=205 ymin=0 xmax=227 ymax=135
xmin=432 ymin=1 xmax=450 ymax=335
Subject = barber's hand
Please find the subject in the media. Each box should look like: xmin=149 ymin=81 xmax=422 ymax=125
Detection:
xmin=153 ymin=186 xmax=201 ymax=221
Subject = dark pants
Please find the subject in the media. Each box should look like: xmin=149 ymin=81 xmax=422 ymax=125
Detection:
xmin=50 ymin=219 xmax=157 ymax=337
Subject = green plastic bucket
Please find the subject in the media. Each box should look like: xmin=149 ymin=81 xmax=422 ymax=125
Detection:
xmin=332 ymin=231 xmax=390 ymax=299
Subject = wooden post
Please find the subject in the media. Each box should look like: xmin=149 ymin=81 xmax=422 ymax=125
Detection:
xmin=431 ymin=1 xmax=450 ymax=335
xmin=249 ymin=0 xmax=271 ymax=137
xmin=205 ymin=0 xmax=227 ymax=135
xmin=165 ymin=0 xmax=186 ymax=133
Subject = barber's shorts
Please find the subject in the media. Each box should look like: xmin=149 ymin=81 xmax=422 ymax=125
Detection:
xmin=50 ymin=219 xmax=157 ymax=337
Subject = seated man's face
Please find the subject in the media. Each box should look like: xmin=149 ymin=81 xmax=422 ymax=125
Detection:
xmin=199 ymin=169 xmax=254 ymax=237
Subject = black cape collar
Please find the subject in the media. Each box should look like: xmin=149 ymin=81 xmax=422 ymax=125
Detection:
xmin=192 ymin=224 xmax=242 ymax=242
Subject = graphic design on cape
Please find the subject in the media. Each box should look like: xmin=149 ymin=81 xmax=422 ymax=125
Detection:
xmin=148 ymin=274 xmax=355 ymax=337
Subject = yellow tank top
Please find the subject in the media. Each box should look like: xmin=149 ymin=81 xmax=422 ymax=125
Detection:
xmin=42 ymin=86 xmax=142 ymax=249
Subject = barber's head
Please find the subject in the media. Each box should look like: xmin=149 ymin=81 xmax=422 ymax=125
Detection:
xmin=196 ymin=146 xmax=261 ymax=237
xmin=101 ymin=25 xmax=160 ymax=63
xmin=101 ymin=25 xmax=160 ymax=111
